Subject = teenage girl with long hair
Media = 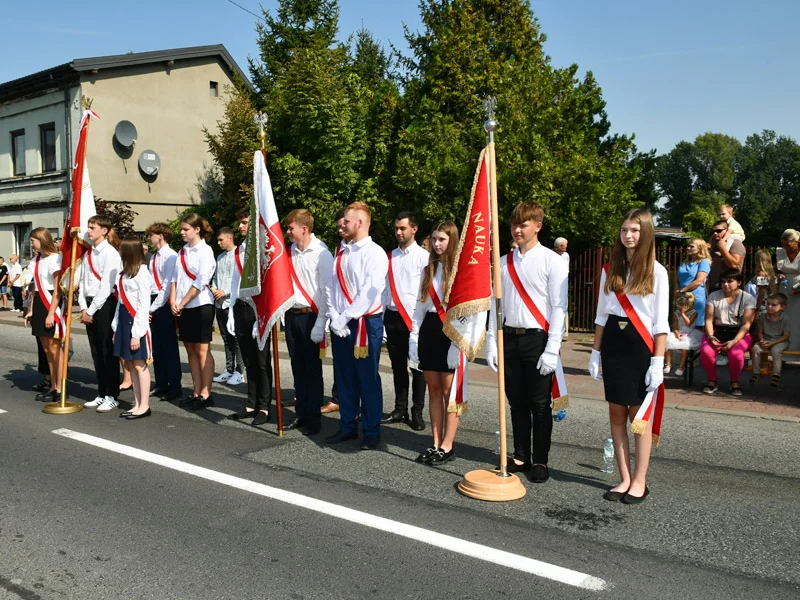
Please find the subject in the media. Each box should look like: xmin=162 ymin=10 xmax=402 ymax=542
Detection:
xmin=113 ymin=237 xmax=155 ymax=419
xmin=170 ymin=213 xmax=216 ymax=410
xmin=410 ymin=221 xmax=461 ymax=465
xmin=589 ymin=209 xmax=669 ymax=504
xmin=24 ymin=228 xmax=63 ymax=402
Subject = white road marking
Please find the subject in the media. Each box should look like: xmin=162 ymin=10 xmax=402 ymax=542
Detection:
xmin=52 ymin=428 xmax=607 ymax=591
xmin=0 ymin=409 xmax=6 ymax=414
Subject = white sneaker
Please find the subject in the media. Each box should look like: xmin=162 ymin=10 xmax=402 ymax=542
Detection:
xmin=663 ymin=365 xmax=672 ymax=374
xmin=675 ymin=368 xmax=685 ymax=377
xmin=84 ymin=396 xmax=105 ymax=408
xmin=227 ymin=371 xmax=244 ymax=385
xmin=96 ymin=396 xmax=119 ymax=412
xmin=716 ymin=355 xmax=729 ymax=367
xmin=213 ymin=371 xmax=233 ymax=383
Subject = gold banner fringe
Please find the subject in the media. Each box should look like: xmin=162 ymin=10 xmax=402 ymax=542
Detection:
xmin=630 ymin=418 xmax=646 ymax=436
xmin=354 ymin=346 xmax=369 ymax=359
xmin=447 ymin=401 xmax=468 ymax=416
xmin=552 ymin=395 xmax=569 ymax=412
xmin=442 ymin=320 xmax=487 ymax=362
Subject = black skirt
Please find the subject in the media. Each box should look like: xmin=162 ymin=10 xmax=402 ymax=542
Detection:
xmin=178 ymin=304 xmax=213 ymax=343
xmin=418 ymin=312 xmax=454 ymax=373
xmin=113 ymin=303 xmax=151 ymax=361
xmin=601 ymin=315 xmax=650 ymax=406
xmin=31 ymin=293 xmax=58 ymax=338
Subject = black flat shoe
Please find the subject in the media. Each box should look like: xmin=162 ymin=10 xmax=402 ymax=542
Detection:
xmin=300 ymin=423 xmax=321 ymax=436
xmin=119 ymin=411 xmax=133 ymax=418
xmin=409 ymin=414 xmax=426 ymax=431
xmin=621 ymin=487 xmax=650 ymax=505
xmin=188 ymin=396 xmax=214 ymax=411
xmin=284 ymin=418 xmax=307 ymax=431
xmin=251 ymin=411 xmax=271 ymax=426
xmin=381 ymin=411 xmax=409 ymax=425
xmin=530 ymin=464 xmax=550 ymax=483
xmin=125 ymin=409 xmax=151 ymax=420
xmin=179 ymin=394 xmax=198 ymax=407
xmin=416 ymin=447 xmax=438 ymax=463
xmin=35 ymin=390 xmax=54 ymax=401
xmin=227 ymin=410 xmax=256 ymax=421
xmin=428 ymin=448 xmax=455 ymax=465
xmin=324 ymin=430 xmax=359 ymax=444
xmin=603 ymin=488 xmax=629 ymax=502
xmin=119 ymin=384 xmax=133 ymax=392
xmin=504 ymin=459 xmax=532 ymax=473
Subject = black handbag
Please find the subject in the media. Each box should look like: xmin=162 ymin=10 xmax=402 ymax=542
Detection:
xmin=713 ymin=292 xmax=744 ymax=342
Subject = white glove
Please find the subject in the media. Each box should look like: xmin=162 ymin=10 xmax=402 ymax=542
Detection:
xmin=537 ymin=350 xmax=559 ymax=376
xmin=310 ymin=321 xmax=326 ymax=344
xmin=251 ymin=322 xmax=258 ymax=340
xmin=332 ymin=325 xmax=350 ymax=338
xmin=485 ymin=337 xmax=498 ymax=373
xmin=409 ymin=339 xmax=419 ymax=367
xmin=447 ymin=344 xmax=461 ymax=370
xmin=332 ymin=313 xmax=349 ymax=334
xmin=645 ymin=356 xmax=665 ymax=392
xmin=226 ymin=312 xmax=236 ymax=337
xmin=588 ymin=349 xmax=602 ymax=381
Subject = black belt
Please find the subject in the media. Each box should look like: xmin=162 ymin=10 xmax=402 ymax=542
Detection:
xmin=503 ymin=325 xmax=544 ymax=336
xmin=289 ymin=307 xmax=315 ymax=315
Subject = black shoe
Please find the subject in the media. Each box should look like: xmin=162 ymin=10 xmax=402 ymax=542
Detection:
xmin=36 ymin=390 xmax=54 ymax=402
xmin=33 ymin=379 xmax=51 ymax=392
xmin=381 ymin=411 xmax=409 ymax=425
xmin=125 ymin=409 xmax=152 ymax=420
xmin=160 ymin=389 xmax=182 ymax=402
xmin=621 ymin=487 xmax=650 ymax=505
xmin=360 ymin=435 xmax=380 ymax=450
xmin=179 ymin=394 xmax=197 ymax=406
xmin=324 ymin=430 xmax=359 ymax=444
xmin=603 ymin=488 xmax=628 ymax=502
xmin=227 ymin=410 xmax=256 ymax=421
xmin=409 ymin=413 xmax=425 ymax=431
xmin=530 ymin=464 xmax=549 ymax=483
xmin=284 ymin=418 xmax=308 ymax=431
xmin=416 ymin=447 xmax=438 ymax=463
xmin=119 ymin=410 xmax=133 ymax=418
xmin=188 ymin=396 xmax=214 ymax=411
xmin=119 ymin=384 xmax=133 ymax=393
xmin=428 ymin=448 xmax=455 ymax=465
xmin=504 ymin=459 xmax=532 ymax=473
xmin=300 ymin=423 xmax=322 ymax=436
xmin=151 ymin=386 xmax=169 ymax=396
xmin=252 ymin=411 xmax=271 ymax=426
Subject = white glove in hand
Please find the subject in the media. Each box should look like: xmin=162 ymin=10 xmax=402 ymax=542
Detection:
xmin=226 ymin=314 xmax=236 ymax=337
xmin=485 ymin=337 xmax=498 ymax=373
xmin=310 ymin=322 xmax=325 ymax=344
xmin=333 ymin=325 xmax=350 ymax=338
xmin=408 ymin=340 xmax=419 ymax=367
xmin=251 ymin=322 xmax=258 ymax=340
xmin=537 ymin=350 xmax=559 ymax=376
xmin=645 ymin=356 xmax=665 ymax=392
xmin=447 ymin=344 xmax=461 ymax=370
xmin=588 ymin=349 xmax=602 ymax=381
xmin=332 ymin=313 xmax=349 ymax=334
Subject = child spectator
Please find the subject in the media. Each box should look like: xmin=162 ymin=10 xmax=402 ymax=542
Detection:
xmin=718 ymin=204 xmax=746 ymax=243
xmin=665 ymin=292 xmax=702 ymax=376
xmin=744 ymin=249 xmax=778 ymax=312
xmin=750 ymin=292 xmax=790 ymax=387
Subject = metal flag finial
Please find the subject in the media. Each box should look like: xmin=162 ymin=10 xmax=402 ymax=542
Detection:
xmin=483 ymin=96 xmax=498 ymax=136
xmin=254 ymin=112 xmax=268 ymax=149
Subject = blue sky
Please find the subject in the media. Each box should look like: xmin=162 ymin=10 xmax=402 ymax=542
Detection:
xmin=2 ymin=0 xmax=798 ymax=155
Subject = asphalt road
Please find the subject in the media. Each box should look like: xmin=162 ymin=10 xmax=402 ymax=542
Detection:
xmin=0 ymin=322 xmax=798 ymax=599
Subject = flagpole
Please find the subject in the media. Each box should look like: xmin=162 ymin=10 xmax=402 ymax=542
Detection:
xmin=457 ymin=97 xmax=525 ymax=501
xmin=255 ymin=115 xmax=284 ymax=437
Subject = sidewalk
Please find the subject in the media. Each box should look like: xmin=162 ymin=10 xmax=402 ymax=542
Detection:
xmin=2 ymin=308 xmax=797 ymax=420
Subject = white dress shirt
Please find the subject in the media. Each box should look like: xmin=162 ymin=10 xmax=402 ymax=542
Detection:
xmin=327 ymin=236 xmax=388 ymax=322
xmin=291 ymin=236 xmax=333 ymax=325
xmin=171 ymin=240 xmax=215 ymax=309
xmin=32 ymin=253 xmax=62 ymax=292
xmin=595 ymin=261 xmax=670 ymax=337
xmin=488 ymin=244 xmax=568 ymax=354
xmin=8 ymin=262 xmax=23 ymax=287
xmin=409 ymin=266 xmax=448 ymax=343
xmin=149 ymin=245 xmax=178 ymax=312
xmin=79 ymin=240 xmax=121 ymax=316
xmin=113 ymin=265 xmax=155 ymax=339
xmin=383 ymin=242 xmax=429 ymax=320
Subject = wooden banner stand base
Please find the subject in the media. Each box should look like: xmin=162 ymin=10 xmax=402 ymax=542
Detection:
xmin=458 ymin=468 xmax=527 ymax=501
xmin=42 ymin=401 xmax=83 ymax=415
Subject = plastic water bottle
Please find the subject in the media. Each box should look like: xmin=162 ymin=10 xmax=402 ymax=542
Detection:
xmin=601 ymin=438 xmax=615 ymax=473
xmin=494 ymin=430 xmax=501 ymax=455
xmin=552 ymin=410 xmax=566 ymax=422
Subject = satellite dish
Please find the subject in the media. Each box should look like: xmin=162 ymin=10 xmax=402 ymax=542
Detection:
xmin=114 ymin=120 xmax=137 ymax=148
xmin=138 ymin=150 xmax=161 ymax=176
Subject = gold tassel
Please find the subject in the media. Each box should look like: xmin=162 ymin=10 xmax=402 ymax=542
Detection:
xmin=447 ymin=401 xmax=468 ymax=416
xmin=652 ymin=433 xmax=660 ymax=449
xmin=319 ymin=346 xmax=326 ymax=360
xmin=146 ymin=357 xmax=154 ymax=366
xmin=630 ymin=418 xmax=647 ymax=435
xmin=552 ymin=395 xmax=569 ymax=412
xmin=354 ymin=346 xmax=369 ymax=359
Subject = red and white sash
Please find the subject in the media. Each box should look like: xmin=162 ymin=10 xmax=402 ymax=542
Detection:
xmin=234 ymin=246 xmax=243 ymax=276
xmin=288 ymin=253 xmax=328 ymax=358
xmin=387 ymin=251 xmax=413 ymax=331
xmin=335 ymin=249 xmax=381 ymax=359
xmin=603 ymin=264 xmax=665 ymax=446
xmin=506 ymin=254 xmax=569 ymax=411
xmin=118 ymin=274 xmax=153 ymax=362
xmin=33 ymin=255 xmax=64 ymax=339
xmin=179 ymin=248 xmax=197 ymax=281
xmin=429 ymin=274 xmax=468 ymax=414
xmin=87 ymin=249 xmax=119 ymax=299
xmin=151 ymin=253 xmax=162 ymax=291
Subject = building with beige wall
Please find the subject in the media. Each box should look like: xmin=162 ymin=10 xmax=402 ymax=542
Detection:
xmin=0 ymin=45 xmax=250 ymax=261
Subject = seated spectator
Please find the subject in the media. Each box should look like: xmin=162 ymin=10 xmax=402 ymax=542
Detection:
xmin=700 ymin=269 xmax=756 ymax=396
xmin=708 ymin=221 xmax=746 ymax=292
xmin=718 ymin=204 xmax=746 ymax=243
xmin=750 ymin=292 xmax=790 ymax=388
xmin=665 ymin=292 xmax=702 ymax=376
xmin=744 ymin=249 xmax=778 ymax=311
xmin=776 ymin=228 xmax=800 ymax=351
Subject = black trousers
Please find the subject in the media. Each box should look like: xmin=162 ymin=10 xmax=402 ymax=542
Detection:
xmin=285 ymin=311 xmax=324 ymax=424
xmin=85 ymin=297 xmax=120 ymax=398
xmin=384 ymin=309 xmax=426 ymax=415
xmin=504 ymin=328 xmax=553 ymax=465
xmin=12 ymin=286 xmax=23 ymax=311
xmin=151 ymin=301 xmax=182 ymax=393
xmin=215 ymin=306 xmax=244 ymax=374
xmin=36 ymin=335 xmax=48 ymax=376
xmin=233 ymin=300 xmax=272 ymax=412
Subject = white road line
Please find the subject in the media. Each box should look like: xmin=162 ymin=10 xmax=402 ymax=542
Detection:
xmin=0 ymin=409 xmax=6 ymax=414
xmin=52 ymin=428 xmax=607 ymax=591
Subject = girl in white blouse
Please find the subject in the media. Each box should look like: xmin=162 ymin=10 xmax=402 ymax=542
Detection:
xmin=410 ymin=221 xmax=461 ymax=466
xmin=590 ymin=209 xmax=669 ymax=505
xmin=113 ymin=238 xmax=155 ymax=419
xmin=170 ymin=213 xmax=216 ymax=409
xmin=24 ymin=228 xmax=63 ymax=402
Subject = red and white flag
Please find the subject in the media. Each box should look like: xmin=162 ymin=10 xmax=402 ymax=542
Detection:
xmin=238 ymin=151 xmax=294 ymax=351
xmin=60 ymin=110 xmax=99 ymax=261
